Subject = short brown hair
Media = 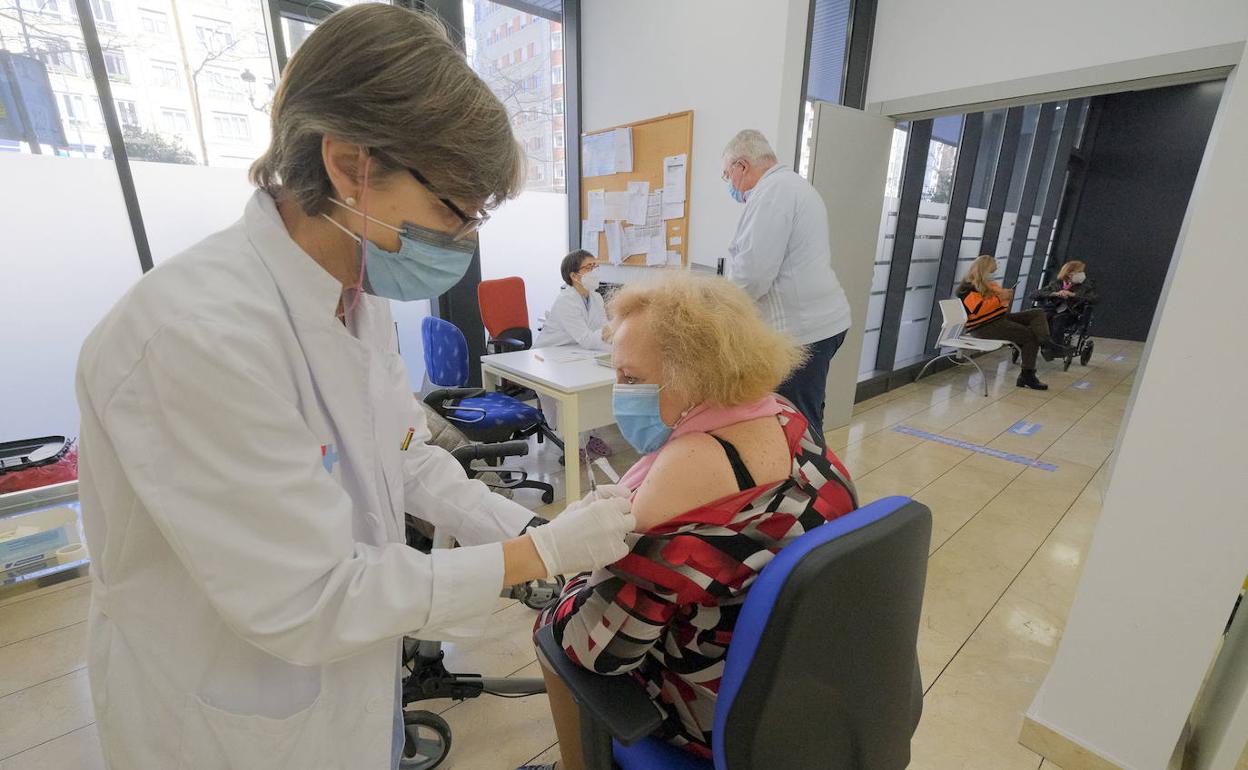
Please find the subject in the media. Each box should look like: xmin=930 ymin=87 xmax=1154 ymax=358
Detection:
xmin=250 ymin=4 xmax=523 ymax=215
xmin=560 ymin=249 xmax=593 ymax=285
xmin=608 ymin=273 xmax=805 ymax=407
xmin=1058 ymin=260 xmax=1086 ymax=280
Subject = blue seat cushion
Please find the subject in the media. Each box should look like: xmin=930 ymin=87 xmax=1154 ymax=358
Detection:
xmin=452 ymin=392 xmax=542 ymax=428
xmin=613 ymin=738 xmax=712 ymax=770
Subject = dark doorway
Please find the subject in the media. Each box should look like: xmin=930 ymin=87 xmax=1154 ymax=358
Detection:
xmin=1052 ymin=80 xmax=1224 ymax=341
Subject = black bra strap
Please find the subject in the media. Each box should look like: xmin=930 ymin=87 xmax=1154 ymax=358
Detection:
xmin=710 ymin=434 xmax=757 ymax=491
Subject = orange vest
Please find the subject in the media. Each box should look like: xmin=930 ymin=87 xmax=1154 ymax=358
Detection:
xmin=959 ymin=283 xmax=1007 ymax=330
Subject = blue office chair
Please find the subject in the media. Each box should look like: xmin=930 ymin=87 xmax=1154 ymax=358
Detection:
xmin=535 ymin=496 xmax=931 ymax=770
xmin=421 ymin=316 xmax=558 ymax=503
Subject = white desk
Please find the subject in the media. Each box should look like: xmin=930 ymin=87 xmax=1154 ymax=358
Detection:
xmin=480 ymin=347 xmax=616 ymax=501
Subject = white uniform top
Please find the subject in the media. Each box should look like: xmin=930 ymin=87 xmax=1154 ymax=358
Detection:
xmin=726 ymin=164 xmax=852 ymax=345
xmin=75 ymin=190 xmax=533 ymax=769
xmin=535 ymin=284 xmax=611 ymax=351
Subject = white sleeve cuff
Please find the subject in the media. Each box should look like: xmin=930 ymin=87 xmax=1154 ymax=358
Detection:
xmin=421 ymin=542 xmax=505 ymax=640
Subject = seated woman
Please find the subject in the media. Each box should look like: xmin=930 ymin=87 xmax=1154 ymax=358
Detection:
xmin=956 ymin=254 xmax=1071 ymax=391
xmin=1035 ymin=260 xmax=1098 ymax=342
xmin=520 ymin=274 xmax=858 ymax=770
xmin=536 ymin=249 xmax=613 ymax=457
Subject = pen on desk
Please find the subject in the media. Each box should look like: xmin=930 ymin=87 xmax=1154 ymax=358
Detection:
xmin=401 ymin=428 xmax=414 ymax=451
xmin=533 ymin=353 xmax=545 ymax=362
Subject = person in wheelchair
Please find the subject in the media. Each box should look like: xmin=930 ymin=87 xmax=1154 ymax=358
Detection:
xmin=1034 ymin=259 xmax=1098 ymax=343
xmin=519 ymin=274 xmax=858 ymax=770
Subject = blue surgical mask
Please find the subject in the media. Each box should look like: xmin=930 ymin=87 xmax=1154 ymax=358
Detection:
xmin=612 ymin=383 xmax=673 ymax=454
xmin=323 ymin=199 xmax=475 ymax=301
xmin=727 ymin=179 xmax=746 ymax=203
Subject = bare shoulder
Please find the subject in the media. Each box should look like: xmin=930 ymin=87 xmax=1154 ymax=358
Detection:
xmin=632 ymin=432 xmax=742 ymax=531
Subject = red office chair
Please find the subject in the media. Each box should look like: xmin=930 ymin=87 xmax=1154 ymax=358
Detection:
xmin=478 ymin=276 xmax=533 ymax=354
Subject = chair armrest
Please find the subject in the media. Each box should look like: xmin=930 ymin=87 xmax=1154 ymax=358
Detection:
xmin=487 ymin=336 xmax=526 ymax=353
xmin=423 ymin=387 xmax=486 ymax=408
xmin=534 ymin=624 xmax=662 ymax=746
xmin=451 ymin=440 xmax=529 ymax=466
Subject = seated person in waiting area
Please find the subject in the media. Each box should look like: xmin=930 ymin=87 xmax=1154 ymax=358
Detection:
xmin=956 ymin=254 xmax=1072 ymax=392
xmin=518 ymin=274 xmax=858 ymax=770
xmin=536 ymin=249 xmax=613 ymax=458
xmin=1035 ymin=259 xmax=1098 ymax=342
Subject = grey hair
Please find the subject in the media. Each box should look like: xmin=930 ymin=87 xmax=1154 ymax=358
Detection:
xmin=723 ymin=129 xmax=778 ymax=165
xmin=250 ymin=4 xmax=524 ymax=216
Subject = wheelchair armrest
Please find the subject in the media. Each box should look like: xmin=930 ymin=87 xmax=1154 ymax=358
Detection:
xmin=535 ymin=624 xmax=662 ymax=746
xmin=451 ymin=440 xmax=530 ymax=466
xmin=423 ymin=388 xmax=486 ymax=409
xmin=487 ymin=336 xmax=526 ymax=353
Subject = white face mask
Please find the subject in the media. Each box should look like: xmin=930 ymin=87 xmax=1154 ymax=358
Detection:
xmin=1071 ymin=272 xmax=1086 ymax=284
xmin=580 ymin=270 xmax=601 ymax=291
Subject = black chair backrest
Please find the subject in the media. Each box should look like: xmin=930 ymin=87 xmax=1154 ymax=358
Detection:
xmin=721 ymin=500 xmax=931 ymax=769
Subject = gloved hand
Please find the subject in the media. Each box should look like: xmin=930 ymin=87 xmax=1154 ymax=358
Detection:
xmin=527 ymin=497 xmax=635 ymax=578
xmin=579 ymin=484 xmax=631 ymax=505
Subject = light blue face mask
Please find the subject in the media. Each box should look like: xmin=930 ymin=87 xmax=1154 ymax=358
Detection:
xmin=324 ymin=199 xmax=476 ymax=301
xmin=727 ymin=179 xmax=747 ymax=204
xmin=612 ymin=383 xmax=673 ymax=454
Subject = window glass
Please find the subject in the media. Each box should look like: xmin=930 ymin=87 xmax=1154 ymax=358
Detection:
xmin=859 ymin=123 xmax=908 ymax=379
xmin=993 ymin=103 xmax=1040 ymax=284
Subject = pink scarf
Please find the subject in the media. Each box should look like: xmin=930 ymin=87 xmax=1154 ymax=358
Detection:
xmin=619 ymin=395 xmax=784 ymax=491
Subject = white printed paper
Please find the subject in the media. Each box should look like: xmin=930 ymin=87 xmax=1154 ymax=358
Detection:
xmin=586 ymin=189 xmax=605 ymax=231
xmin=581 ymin=221 xmax=600 ymax=259
xmin=582 ymin=132 xmax=615 ymax=177
xmin=626 ymin=181 xmax=650 ymax=225
xmin=645 ymin=190 xmax=664 ymax=227
xmin=669 ymin=236 xmax=682 ymax=246
xmin=662 ymin=153 xmax=687 ymax=203
xmin=613 ymin=127 xmax=633 ymax=173
xmin=604 ymin=191 xmax=630 ymax=221
xmin=662 ymin=199 xmax=684 ymax=221
xmin=646 ymin=231 xmax=666 ymax=266
xmin=605 ymin=221 xmax=624 ymax=265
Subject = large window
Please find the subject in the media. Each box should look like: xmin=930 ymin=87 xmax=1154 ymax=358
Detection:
xmin=859 ymin=124 xmax=909 ymax=377
xmin=797 ymin=0 xmax=852 ymax=177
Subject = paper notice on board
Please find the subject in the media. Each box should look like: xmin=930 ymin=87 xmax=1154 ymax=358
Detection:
xmin=586 ymin=189 xmax=606 ymax=230
xmin=581 ymin=221 xmax=600 ymax=259
xmin=669 ymin=236 xmax=682 ymax=246
xmin=666 ymin=250 xmax=682 ymax=266
xmin=604 ymin=191 xmax=629 ymax=221
xmin=613 ymin=127 xmax=633 ymax=173
xmin=662 ymin=200 xmax=684 ymax=221
xmin=604 ymin=221 xmax=624 ymax=264
xmin=645 ymin=190 xmax=664 ymax=227
xmin=662 ymin=153 xmax=688 ymax=203
xmin=646 ymin=232 xmax=666 ymax=266
xmin=583 ymin=132 xmax=615 ymax=177
xmin=626 ymin=181 xmax=649 ymax=225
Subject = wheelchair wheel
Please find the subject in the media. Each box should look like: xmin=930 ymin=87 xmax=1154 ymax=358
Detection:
xmin=520 ymin=574 xmax=567 ymax=610
xmin=1063 ymin=354 xmax=1073 ymax=372
xmin=1080 ymin=339 xmax=1094 ymax=366
xmin=400 ymin=710 xmax=452 ymax=770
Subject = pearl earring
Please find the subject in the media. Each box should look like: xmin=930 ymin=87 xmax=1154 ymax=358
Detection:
xmin=345 ymin=196 xmax=357 ymax=206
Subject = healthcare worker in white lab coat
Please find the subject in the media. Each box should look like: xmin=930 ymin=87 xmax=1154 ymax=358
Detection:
xmin=74 ymin=7 xmax=634 ymax=769
xmin=534 ymin=249 xmax=613 ymax=457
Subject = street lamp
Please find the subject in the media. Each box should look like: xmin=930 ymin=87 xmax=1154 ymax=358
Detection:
xmin=239 ymin=68 xmax=274 ymax=113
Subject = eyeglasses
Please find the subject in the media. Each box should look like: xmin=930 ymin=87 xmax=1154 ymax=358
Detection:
xmin=721 ymin=159 xmax=744 ymax=182
xmin=408 ymin=166 xmax=490 ymax=241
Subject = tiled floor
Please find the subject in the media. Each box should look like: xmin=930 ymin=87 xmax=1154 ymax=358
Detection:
xmin=0 ymin=338 xmax=1143 ymax=769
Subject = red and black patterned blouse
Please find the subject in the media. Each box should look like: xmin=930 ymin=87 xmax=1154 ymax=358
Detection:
xmin=535 ymin=399 xmax=857 ymax=758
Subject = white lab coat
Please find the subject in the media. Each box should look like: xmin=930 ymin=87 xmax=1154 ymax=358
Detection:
xmin=535 ymin=284 xmax=611 ymax=351
xmin=75 ymin=190 xmax=534 ymax=769
xmin=726 ymin=164 xmax=852 ymax=345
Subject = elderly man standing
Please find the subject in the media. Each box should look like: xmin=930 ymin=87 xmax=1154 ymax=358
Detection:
xmin=722 ymin=129 xmax=852 ymax=437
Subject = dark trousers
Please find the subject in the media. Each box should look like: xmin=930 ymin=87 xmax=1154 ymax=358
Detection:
xmin=970 ymin=309 xmax=1052 ymax=369
xmin=777 ymin=331 xmax=847 ymax=439
xmin=1046 ymin=309 xmax=1079 ymax=342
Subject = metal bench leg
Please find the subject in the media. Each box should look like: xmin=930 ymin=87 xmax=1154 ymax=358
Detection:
xmin=963 ymin=353 xmax=988 ymax=397
xmin=914 ymin=353 xmax=950 ymax=384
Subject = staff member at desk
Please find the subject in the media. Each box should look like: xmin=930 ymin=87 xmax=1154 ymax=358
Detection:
xmin=536 ymin=249 xmax=611 ymax=352
xmin=537 ymin=249 xmax=613 ymax=458
xmin=722 ymin=129 xmax=852 ymax=438
xmin=74 ymin=7 xmax=634 ymax=769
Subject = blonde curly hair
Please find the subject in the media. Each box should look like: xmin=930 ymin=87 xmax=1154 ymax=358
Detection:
xmin=608 ymin=273 xmax=806 ymax=407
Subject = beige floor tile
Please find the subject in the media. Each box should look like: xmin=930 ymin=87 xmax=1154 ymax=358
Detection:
xmin=0 ymin=575 xmax=90 ymax=611
xmin=0 ymin=622 xmax=87 ymax=700
xmin=0 ymin=668 xmax=94 ymax=760
xmin=0 ymin=723 xmax=105 ymax=770
xmin=431 ymin=661 xmax=559 ymax=770
xmin=835 ymin=430 xmax=923 ymax=478
xmin=440 ymin=601 xmax=540 ymax=679
xmin=525 ymin=742 xmax=560 ymax=766
xmin=0 ymin=583 xmax=91 ymax=649
xmin=852 ymin=442 xmax=971 ymax=501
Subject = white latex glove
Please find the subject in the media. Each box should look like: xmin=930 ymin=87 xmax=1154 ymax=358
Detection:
xmin=575 ymin=484 xmax=631 ymax=507
xmin=528 ymin=497 xmax=635 ymax=578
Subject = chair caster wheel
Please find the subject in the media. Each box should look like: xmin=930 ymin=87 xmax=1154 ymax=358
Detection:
xmin=400 ymin=710 xmax=452 ymax=770
xmin=542 ymin=490 xmax=555 ymax=504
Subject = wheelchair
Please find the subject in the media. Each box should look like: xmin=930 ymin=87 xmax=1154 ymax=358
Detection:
xmin=398 ymin=439 xmax=563 ymax=770
xmin=1011 ymin=297 xmax=1096 ymax=371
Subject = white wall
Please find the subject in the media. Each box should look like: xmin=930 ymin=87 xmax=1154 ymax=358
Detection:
xmin=581 ymin=0 xmax=810 ymax=279
xmin=867 ymin=0 xmax=1247 ymax=115
xmin=1026 ymin=47 xmax=1248 ymax=769
xmin=477 ymin=190 xmax=569 ymax=332
xmin=0 ymin=155 xmax=143 ymax=443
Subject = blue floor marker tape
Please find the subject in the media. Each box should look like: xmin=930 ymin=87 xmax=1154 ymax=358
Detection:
xmin=1008 ymin=420 xmax=1042 ymax=436
xmin=893 ymin=425 xmax=1058 ymax=472
xmin=1109 ymin=354 xmax=1127 ymax=362
xmin=1073 ymin=380 xmax=1093 ymax=390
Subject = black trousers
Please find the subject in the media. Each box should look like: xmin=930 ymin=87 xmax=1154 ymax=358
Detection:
xmin=970 ymin=309 xmax=1052 ymax=369
xmin=777 ymin=331 xmax=847 ymax=439
xmin=1046 ymin=309 xmax=1079 ymax=343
